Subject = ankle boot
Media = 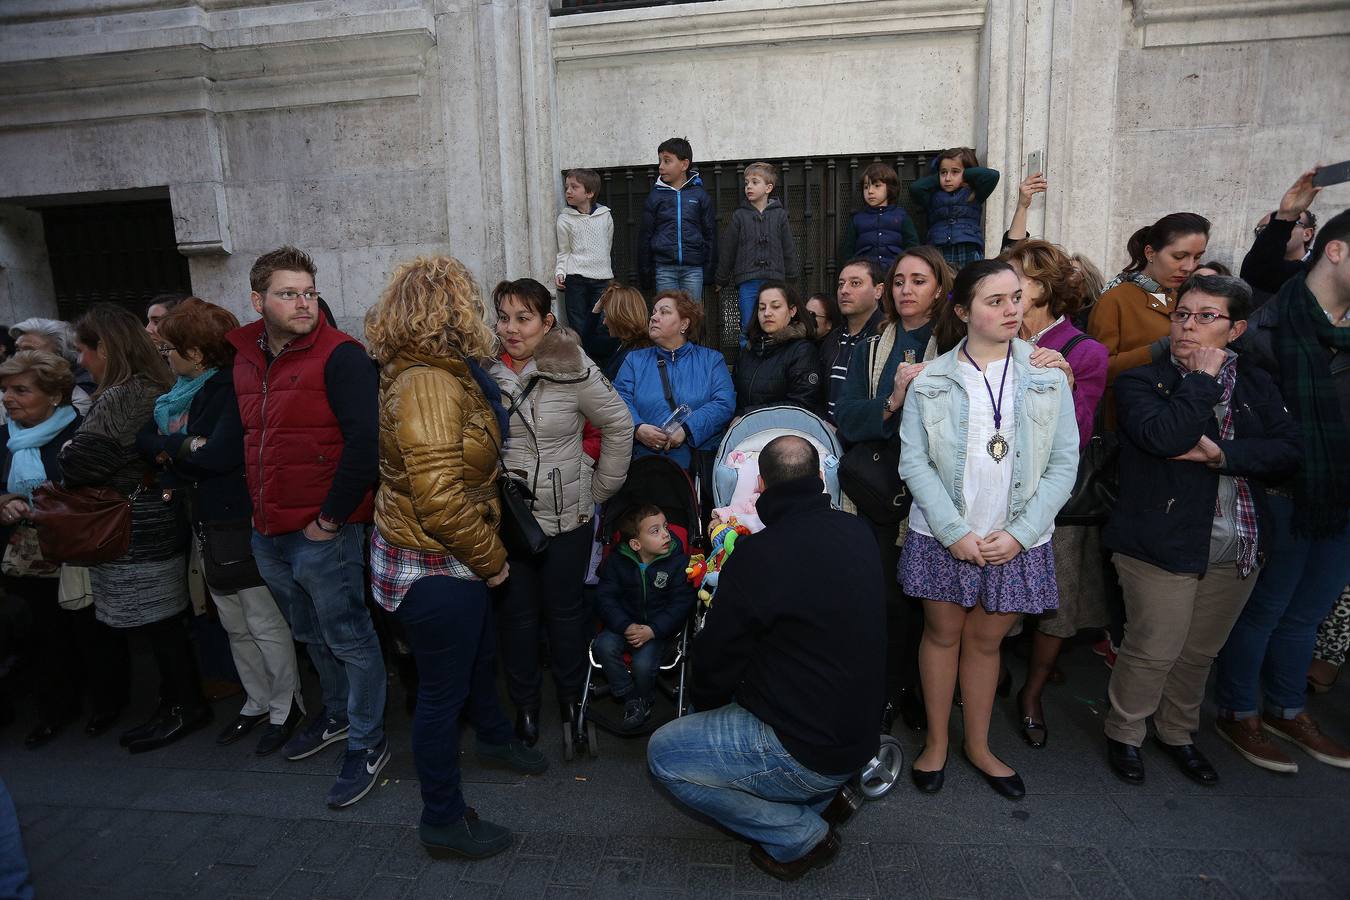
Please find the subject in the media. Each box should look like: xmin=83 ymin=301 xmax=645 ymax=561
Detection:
xmin=515 ymin=707 xmax=540 ymax=747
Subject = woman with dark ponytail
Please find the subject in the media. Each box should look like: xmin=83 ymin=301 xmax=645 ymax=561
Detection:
xmin=1088 ymin=213 xmax=1210 ymax=426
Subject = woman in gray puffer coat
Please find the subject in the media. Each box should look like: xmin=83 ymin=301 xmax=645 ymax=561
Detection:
xmin=490 ymin=278 xmax=634 ymax=750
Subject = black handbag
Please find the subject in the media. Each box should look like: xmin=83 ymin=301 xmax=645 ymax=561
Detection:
xmin=493 ymin=378 xmax=550 ymax=557
xmin=197 ymin=517 xmax=267 ymax=593
xmin=838 ymin=330 xmax=912 ymax=524
xmin=1054 ymin=334 xmax=1119 ymax=527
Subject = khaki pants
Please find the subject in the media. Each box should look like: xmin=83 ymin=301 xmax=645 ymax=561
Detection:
xmin=1104 ymin=554 xmax=1258 ymax=747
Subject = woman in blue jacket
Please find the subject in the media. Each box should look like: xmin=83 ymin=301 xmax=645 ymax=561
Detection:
xmin=898 ymin=260 xmax=1079 ymax=801
xmin=613 ymin=290 xmax=735 ymax=475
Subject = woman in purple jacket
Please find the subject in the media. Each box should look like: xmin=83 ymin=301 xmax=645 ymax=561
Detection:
xmin=1001 ymin=239 xmax=1109 ymax=748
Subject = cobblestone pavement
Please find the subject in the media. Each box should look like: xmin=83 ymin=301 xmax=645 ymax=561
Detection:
xmin=5 ymin=639 xmax=1350 ymax=899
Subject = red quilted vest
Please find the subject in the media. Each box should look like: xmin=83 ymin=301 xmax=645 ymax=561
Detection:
xmin=228 ymin=317 xmax=374 ymax=536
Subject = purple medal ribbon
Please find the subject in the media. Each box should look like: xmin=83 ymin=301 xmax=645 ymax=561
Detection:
xmin=961 ymin=341 xmax=1013 ymax=462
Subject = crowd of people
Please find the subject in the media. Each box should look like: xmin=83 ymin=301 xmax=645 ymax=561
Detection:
xmin=0 ymin=139 xmax=1346 ymax=888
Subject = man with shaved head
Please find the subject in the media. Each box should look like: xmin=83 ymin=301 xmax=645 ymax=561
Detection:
xmin=648 ymin=435 xmax=885 ymax=882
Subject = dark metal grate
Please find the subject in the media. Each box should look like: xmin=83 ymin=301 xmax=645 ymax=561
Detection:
xmin=41 ymin=199 xmax=192 ymax=321
xmin=585 ymin=151 xmax=934 ymax=355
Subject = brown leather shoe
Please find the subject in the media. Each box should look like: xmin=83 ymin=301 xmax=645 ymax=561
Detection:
xmin=1215 ymin=716 xmax=1298 ymax=773
xmin=749 ymin=829 xmax=841 ymax=882
xmin=1263 ymin=712 xmax=1350 ymax=769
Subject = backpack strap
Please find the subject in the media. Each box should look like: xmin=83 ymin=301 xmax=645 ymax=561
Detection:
xmin=1058 ymin=333 xmax=1091 ymax=358
xmin=867 ymin=323 xmax=898 ymax=400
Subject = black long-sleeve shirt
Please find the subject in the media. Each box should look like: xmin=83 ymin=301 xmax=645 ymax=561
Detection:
xmin=318 ymin=342 xmax=379 ymax=524
xmin=1241 ymin=216 xmax=1308 ymax=304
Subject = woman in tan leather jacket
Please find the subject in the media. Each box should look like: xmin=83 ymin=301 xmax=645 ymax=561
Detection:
xmin=489 ymin=277 xmax=634 ymax=752
xmin=365 ymin=255 xmax=546 ymax=862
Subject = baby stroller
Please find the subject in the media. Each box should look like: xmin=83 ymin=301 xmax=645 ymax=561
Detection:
xmin=712 ymin=405 xmax=904 ymax=802
xmin=576 ymin=456 xmax=704 ymax=757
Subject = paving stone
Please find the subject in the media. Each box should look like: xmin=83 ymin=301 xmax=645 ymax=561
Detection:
xmin=916 ymin=843 xmax=977 ymax=899
xmin=359 ymin=874 xmax=414 ymax=899
xmin=548 ymin=834 xmax=605 ymax=886
xmin=496 ymin=855 xmax=552 ymax=899
xmin=1067 ymin=869 xmax=1136 ymax=899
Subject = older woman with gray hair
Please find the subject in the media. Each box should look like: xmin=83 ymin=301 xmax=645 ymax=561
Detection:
xmin=9 ymin=319 xmax=95 ymax=414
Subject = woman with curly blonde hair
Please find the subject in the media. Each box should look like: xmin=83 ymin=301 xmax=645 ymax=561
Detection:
xmin=366 ymin=255 xmax=546 ymax=861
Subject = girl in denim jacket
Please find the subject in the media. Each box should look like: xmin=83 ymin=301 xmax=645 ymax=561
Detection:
xmin=898 ymin=260 xmax=1079 ymax=800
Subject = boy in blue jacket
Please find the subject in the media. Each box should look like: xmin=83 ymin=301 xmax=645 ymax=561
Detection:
xmin=637 ymin=137 xmax=717 ymax=300
xmin=595 ymin=505 xmax=695 ymax=730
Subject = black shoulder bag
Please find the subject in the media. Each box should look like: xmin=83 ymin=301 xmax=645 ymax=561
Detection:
xmin=493 ymin=376 xmax=550 ymax=557
xmin=1054 ymin=334 xmax=1120 ymax=527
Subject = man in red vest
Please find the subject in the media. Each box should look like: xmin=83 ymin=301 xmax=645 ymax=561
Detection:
xmin=228 ymin=246 xmax=388 ymax=809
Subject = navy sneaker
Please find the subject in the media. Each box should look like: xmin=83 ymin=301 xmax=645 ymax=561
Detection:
xmin=283 ymin=709 xmax=349 ymax=761
xmin=327 ymin=739 xmax=391 ymax=809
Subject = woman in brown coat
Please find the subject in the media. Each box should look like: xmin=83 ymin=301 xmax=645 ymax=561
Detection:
xmin=366 ymin=255 xmax=546 ymax=861
xmin=1088 ymin=213 xmax=1210 ymax=426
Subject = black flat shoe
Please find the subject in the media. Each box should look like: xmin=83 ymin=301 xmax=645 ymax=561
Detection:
xmin=1107 ymin=737 xmax=1145 ymax=784
xmin=24 ymin=722 xmax=63 ymax=749
xmin=216 ymin=713 xmax=267 ymax=746
xmin=963 ymin=751 xmax=1024 ymax=800
xmin=1153 ymin=738 xmax=1218 ymax=786
xmin=515 ymin=707 xmax=540 ymax=748
xmin=1016 ymin=689 xmax=1047 ymax=749
xmin=126 ymin=704 xmax=212 ymax=755
xmin=84 ymin=709 xmax=122 ymax=738
xmin=911 ymin=757 xmax=947 ymax=793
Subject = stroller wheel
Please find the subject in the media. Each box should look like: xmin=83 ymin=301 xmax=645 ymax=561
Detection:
xmin=562 ymin=722 xmax=575 ymax=762
xmin=586 ymin=720 xmax=600 ymax=758
xmin=857 ymin=735 xmax=904 ymax=800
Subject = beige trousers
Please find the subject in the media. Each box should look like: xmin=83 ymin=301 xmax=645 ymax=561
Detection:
xmin=1104 ymin=554 xmax=1258 ymax=747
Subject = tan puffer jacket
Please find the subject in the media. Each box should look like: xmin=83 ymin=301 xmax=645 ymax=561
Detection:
xmin=490 ymin=328 xmax=634 ymax=538
xmin=373 ymin=350 xmax=507 ymax=578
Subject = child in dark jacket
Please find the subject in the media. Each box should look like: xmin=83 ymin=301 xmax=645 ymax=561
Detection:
xmin=908 ymin=147 xmax=1000 ymax=271
xmin=637 ymin=137 xmax=717 ymax=301
xmin=837 ymin=162 xmax=919 ymax=275
xmin=595 ymin=505 xmax=695 ymax=729
xmin=716 ymin=161 xmax=801 ymax=345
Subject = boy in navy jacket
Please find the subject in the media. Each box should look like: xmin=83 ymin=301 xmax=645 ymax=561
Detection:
xmin=595 ymin=504 xmax=695 ymax=729
xmin=637 ymin=137 xmax=717 ymax=300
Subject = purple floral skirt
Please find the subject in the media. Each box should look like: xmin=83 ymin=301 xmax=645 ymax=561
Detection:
xmin=899 ymin=531 xmax=1060 ymax=614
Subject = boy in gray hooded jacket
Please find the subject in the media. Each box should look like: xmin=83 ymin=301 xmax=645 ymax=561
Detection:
xmin=716 ymin=162 xmax=801 ymax=344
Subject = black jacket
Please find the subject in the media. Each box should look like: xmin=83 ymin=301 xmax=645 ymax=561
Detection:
xmin=1240 ymin=216 xmax=1307 ymax=305
xmin=733 ymin=326 xmax=822 ymax=415
xmin=595 ymin=534 xmax=694 ymax=640
xmin=1103 ymin=356 xmax=1301 ymax=575
xmin=136 ymin=368 xmax=252 ymax=524
xmin=689 ymin=475 xmax=885 ymax=776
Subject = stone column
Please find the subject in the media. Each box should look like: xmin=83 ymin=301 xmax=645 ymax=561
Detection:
xmin=0 ymin=205 xmax=58 ymax=322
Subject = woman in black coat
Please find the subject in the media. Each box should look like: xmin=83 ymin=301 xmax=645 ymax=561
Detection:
xmin=136 ymin=299 xmax=303 ymax=757
xmin=733 ymin=281 xmax=822 ymax=416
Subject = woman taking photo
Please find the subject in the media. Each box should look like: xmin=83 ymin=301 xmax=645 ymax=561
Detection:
xmin=60 ymin=304 xmax=207 ymax=753
xmin=136 ymin=298 xmax=303 ymax=756
xmin=1089 ymin=213 xmax=1210 ymax=424
xmin=806 ymin=292 xmax=842 ymax=342
xmin=367 ymin=255 xmax=546 ymax=860
xmin=614 ymin=290 xmax=735 ymax=473
xmin=999 ymin=240 xmax=1109 ymax=748
xmin=898 ymin=260 xmax=1079 ymax=799
xmin=732 ymin=281 xmax=822 ymax=415
xmin=0 ymin=350 xmax=125 ymax=746
xmin=489 ymin=278 xmax=633 ymax=749
xmin=586 ymin=283 xmax=650 ymax=381
xmin=836 ymin=246 xmax=954 ymax=732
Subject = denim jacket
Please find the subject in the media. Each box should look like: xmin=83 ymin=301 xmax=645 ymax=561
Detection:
xmin=898 ymin=340 xmax=1080 ymax=551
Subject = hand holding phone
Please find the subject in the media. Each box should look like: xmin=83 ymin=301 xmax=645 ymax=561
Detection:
xmin=1313 ymin=160 xmax=1350 ymax=189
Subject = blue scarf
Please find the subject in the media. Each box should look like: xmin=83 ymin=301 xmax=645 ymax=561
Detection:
xmin=154 ymin=369 xmax=217 ymax=436
xmin=7 ymin=405 xmax=77 ymax=499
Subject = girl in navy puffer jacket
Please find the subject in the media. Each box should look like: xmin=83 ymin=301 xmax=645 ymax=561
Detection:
xmin=909 ymin=148 xmax=1001 ymax=271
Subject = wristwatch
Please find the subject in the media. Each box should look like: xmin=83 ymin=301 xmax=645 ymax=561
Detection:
xmin=883 ymin=395 xmax=897 ymax=414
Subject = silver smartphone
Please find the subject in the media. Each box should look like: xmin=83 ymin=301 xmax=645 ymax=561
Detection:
xmin=1025 ymin=150 xmax=1045 ymax=177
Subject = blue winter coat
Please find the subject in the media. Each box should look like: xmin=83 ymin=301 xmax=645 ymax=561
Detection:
xmin=613 ymin=342 xmax=735 ymax=469
xmin=908 ymin=165 xmax=1000 ymax=251
xmin=637 ymin=172 xmax=718 ymax=283
xmin=839 ymin=205 xmax=919 ymax=274
xmin=595 ymin=534 xmax=695 ymax=640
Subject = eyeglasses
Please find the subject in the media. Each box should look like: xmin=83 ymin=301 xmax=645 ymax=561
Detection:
xmin=1168 ymin=310 xmax=1231 ymax=325
xmin=270 ymin=290 xmax=322 ymax=303
xmin=1254 ymin=217 xmax=1312 ymax=237
xmin=157 ymin=345 xmax=175 ymax=358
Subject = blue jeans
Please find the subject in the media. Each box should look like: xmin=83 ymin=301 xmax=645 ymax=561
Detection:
xmin=594 ymin=630 xmax=663 ymax=701
xmin=252 ymin=525 xmax=387 ymax=751
xmin=654 ymin=265 xmax=704 ymax=300
xmin=0 ymin=778 xmax=33 ymax=900
xmin=648 ymin=704 xmax=848 ymax=863
xmin=563 ymin=275 xmax=609 ymax=348
xmin=396 ymin=575 xmax=513 ymax=827
xmin=736 ymin=279 xmax=765 ymax=345
xmin=1214 ymin=495 xmax=1350 ymax=719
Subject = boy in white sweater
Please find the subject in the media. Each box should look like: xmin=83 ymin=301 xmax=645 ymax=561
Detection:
xmin=556 ymin=168 xmax=614 ymax=348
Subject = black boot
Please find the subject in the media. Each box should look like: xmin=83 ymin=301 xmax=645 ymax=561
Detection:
xmin=515 ymin=707 xmax=540 ymax=748
xmin=126 ymin=704 xmax=213 ymax=754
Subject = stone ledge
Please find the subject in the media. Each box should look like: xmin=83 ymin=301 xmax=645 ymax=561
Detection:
xmin=1131 ymin=0 xmax=1350 ymax=47
xmin=551 ymin=0 xmax=984 ymax=62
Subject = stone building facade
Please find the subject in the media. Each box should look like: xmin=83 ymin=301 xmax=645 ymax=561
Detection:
xmin=0 ymin=0 xmax=1346 ymax=330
